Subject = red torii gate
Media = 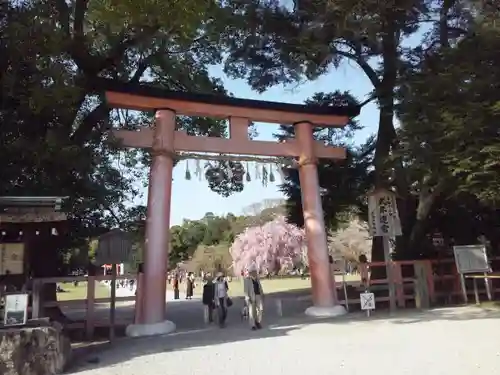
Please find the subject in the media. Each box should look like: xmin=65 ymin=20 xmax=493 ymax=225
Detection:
xmin=100 ymin=80 xmax=360 ymax=336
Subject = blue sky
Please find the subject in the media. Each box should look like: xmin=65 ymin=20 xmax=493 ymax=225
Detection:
xmin=163 ymin=62 xmax=379 ymax=226
xmin=128 ymin=23 xmax=427 ymax=226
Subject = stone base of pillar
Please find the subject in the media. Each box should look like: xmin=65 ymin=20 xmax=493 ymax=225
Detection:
xmin=125 ymin=320 xmax=176 ymax=338
xmin=305 ymin=305 xmax=347 ymax=318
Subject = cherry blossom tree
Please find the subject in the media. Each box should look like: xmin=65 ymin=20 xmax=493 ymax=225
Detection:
xmin=327 ymin=219 xmax=371 ymax=262
xmin=230 ymin=216 xmax=305 ymax=274
xmin=298 ymin=218 xmax=371 ymax=267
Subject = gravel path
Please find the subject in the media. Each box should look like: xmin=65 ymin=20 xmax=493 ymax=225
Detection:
xmin=64 ymin=294 xmax=310 ymax=331
xmin=70 ymin=306 xmax=500 ymax=375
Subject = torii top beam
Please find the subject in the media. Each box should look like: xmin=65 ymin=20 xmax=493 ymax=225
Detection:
xmin=98 ymin=79 xmax=360 ymax=127
xmin=96 ymin=79 xmax=360 ymax=159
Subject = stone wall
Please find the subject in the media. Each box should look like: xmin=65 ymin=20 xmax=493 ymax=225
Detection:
xmin=0 ymin=322 xmax=71 ymax=375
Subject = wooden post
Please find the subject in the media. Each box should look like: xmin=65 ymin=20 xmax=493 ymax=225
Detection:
xmin=414 ymin=261 xmax=430 ymax=309
xmin=383 ymin=237 xmax=397 ymax=312
xmin=484 ymin=273 xmax=492 ymax=301
xmin=342 ymin=272 xmax=349 ymax=312
xmin=109 ymin=264 xmax=117 ymax=343
xmin=473 ymin=277 xmax=480 ymax=305
xmin=31 ymin=280 xmax=42 ymax=319
xmin=134 ymin=271 xmax=144 ymax=324
xmin=275 ymin=299 xmax=283 ymax=317
xmin=423 ymin=260 xmax=435 ymax=304
xmin=85 ymin=275 xmax=96 ymax=340
xmin=459 ymin=273 xmax=468 ymax=304
xmin=451 ymin=263 xmax=464 ymax=303
xmin=393 ymin=262 xmax=405 ymax=308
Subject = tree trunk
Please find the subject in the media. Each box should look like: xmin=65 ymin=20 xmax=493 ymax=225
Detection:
xmin=370 ymin=18 xmax=401 ymax=278
xmin=407 ymin=191 xmax=436 ymax=254
xmin=369 ymin=97 xmax=394 ymax=280
xmin=371 ymin=100 xmax=396 ymax=265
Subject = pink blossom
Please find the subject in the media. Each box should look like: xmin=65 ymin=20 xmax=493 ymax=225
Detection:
xmin=230 ymin=216 xmax=305 ymax=274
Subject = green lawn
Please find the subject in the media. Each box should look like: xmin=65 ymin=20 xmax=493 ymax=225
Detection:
xmin=226 ymin=277 xmax=307 ymax=297
xmin=479 ymin=301 xmax=500 ymax=309
xmin=55 ymin=275 xmax=361 ymax=301
xmin=56 ymin=282 xmax=111 ymax=301
xmin=226 ymin=274 xmax=361 ymax=297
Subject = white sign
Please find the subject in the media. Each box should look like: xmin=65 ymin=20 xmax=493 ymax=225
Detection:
xmin=368 ymin=189 xmax=402 ymax=237
xmin=453 ymin=245 xmax=490 ymax=274
xmin=3 ymin=293 xmax=28 ymax=326
xmin=360 ymin=292 xmax=375 ymax=310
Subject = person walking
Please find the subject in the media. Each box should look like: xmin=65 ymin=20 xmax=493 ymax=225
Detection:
xmin=214 ymin=272 xmax=229 ymax=327
xmin=186 ymin=272 xmax=195 ymax=299
xmin=244 ymin=265 xmax=264 ymax=330
xmin=173 ymin=274 xmax=180 ymax=300
xmin=202 ymin=273 xmax=216 ymax=324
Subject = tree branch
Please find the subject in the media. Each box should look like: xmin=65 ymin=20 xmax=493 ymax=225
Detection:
xmin=359 ymin=94 xmax=376 ymax=108
xmin=73 ymin=0 xmax=88 ymax=38
xmin=333 ymin=50 xmax=381 ymax=89
xmin=130 ymin=45 xmax=166 ymax=84
xmin=54 ymin=0 xmax=70 ymax=36
xmin=70 ymin=46 xmax=160 ymax=142
xmin=70 ymin=102 xmax=110 ymax=144
xmin=104 ymin=204 xmax=123 ymax=228
xmin=95 ymin=26 xmax=161 ymax=73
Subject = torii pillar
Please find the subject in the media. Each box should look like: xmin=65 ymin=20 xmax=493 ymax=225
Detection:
xmin=100 ymin=80 xmax=359 ymax=336
xmin=296 ymin=121 xmax=345 ymax=316
xmin=126 ymin=109 xmax=177 ymax=337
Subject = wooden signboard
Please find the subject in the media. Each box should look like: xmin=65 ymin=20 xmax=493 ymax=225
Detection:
xmin=95 ymin=229 xmax=133 ymax=343
xmin=453 ymin=244 xmax=491 ymax=304
xmin=367 ymin=189 xmax=402 ymax=237
xmin=0 ymin=243 xmax=25 ymax=275
xmin=3 ymin=293 xmax=29 ymax=326
xmin=95 ymin=229 xmax=132 ymax=265
xmin=367 ymin=188 xmax=401 ymax=312
xmin=453 ymin=245 xmax=490 ymax=274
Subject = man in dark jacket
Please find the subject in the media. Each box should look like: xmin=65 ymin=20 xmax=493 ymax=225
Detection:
xmin=202 ymin=273 xmax=216 ymax=323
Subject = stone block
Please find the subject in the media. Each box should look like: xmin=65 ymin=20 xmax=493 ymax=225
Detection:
xmin=0 ymin=322 xmax=72 ymax=375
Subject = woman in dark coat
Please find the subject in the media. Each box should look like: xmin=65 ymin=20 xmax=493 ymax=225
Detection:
xmin=173 ymin=274 xmax=180 ymax=300
xmin=186 ymin=272 xmax=195 ymax=299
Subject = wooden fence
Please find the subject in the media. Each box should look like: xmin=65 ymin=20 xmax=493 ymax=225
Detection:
xmin=31 ymin=275 xmax=136 ymax=339
xmin=5 ymin=257 xmax=499 ymax=339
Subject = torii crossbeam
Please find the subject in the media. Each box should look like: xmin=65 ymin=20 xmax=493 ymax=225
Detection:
xmin=99 ymin=79 xmax=360 ymax=336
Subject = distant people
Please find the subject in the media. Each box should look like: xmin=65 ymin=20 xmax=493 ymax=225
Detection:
xmin=214 ymin=272 xmax=230 ymax=327
xmin=202 ymin=273 xmax=216 ymax=324
xmin=186 ymin=272 xmax=195 ymax=300
xmin=244 ymin=265 xmax=264 ymax=330
xmin=173 ymin=274 xmax=180 ymax=300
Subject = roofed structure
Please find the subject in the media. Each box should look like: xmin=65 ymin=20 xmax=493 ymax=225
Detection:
xmin=0 ymin=196 xmax=67 ymax=224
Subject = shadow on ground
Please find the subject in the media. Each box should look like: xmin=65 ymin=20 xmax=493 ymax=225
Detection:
xmin=68 ymin=304 xmax=500 ymax=374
